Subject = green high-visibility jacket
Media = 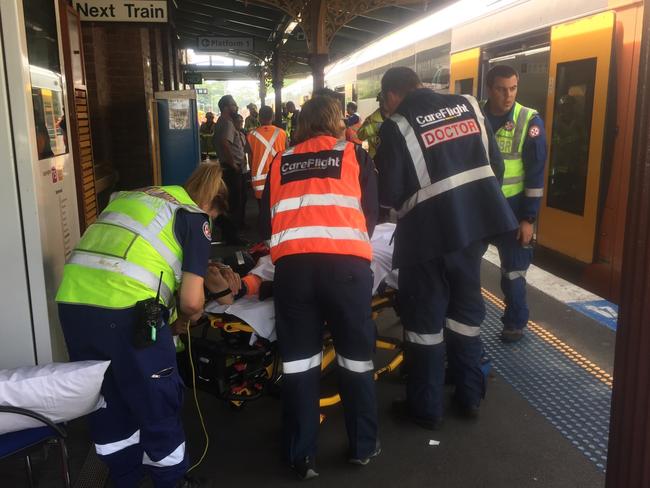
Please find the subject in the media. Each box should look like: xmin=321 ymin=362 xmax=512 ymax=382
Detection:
xmin=56 ymin=186 xmax=206 ymax=309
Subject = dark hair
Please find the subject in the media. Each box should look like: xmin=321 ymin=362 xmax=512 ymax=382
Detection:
xmin=381 ymin=67 xmax=421 ymax=97
xmin=486 ymin=65 xmax=519 ymax=87
xmin=313 ymin=87 xmax=340 ymax=99
xmin=259 ymin=106 xmax=274 ymax=123
xmin=286 ymin=101 xmax=296 ymax=111
xmin=218 ymin=95 xmax=235 ymax=112
xmin=346 ymin=101 xmax=357 ymax=112
xmin=294 ymin=96 xmax=343 ymax=143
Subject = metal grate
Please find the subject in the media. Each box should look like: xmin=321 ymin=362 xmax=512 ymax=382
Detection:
xmin=481 ymin=297 xmax=611 ymax=472
xmin=73 ymin=447 xmax=108 ymax=488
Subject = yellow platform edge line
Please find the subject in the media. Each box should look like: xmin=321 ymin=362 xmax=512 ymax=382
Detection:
xmin=481 ymin=288 xmax=613 ymax=388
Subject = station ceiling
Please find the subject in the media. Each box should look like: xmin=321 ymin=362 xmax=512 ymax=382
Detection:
xmin=173 ymin=0 xmax=438 ymax=79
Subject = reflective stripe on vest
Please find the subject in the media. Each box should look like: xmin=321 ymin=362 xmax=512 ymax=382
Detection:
xmin=250 ymin=128 xmax=282 ymax=195
xmin=493 ymin=102 xmax=537 ymax=198
xmin=392 ymin=95 xmax=493 ymax=219
xmin=268 ymin=137 xmax=371 ymax=262
xmin=56 ymin=186 xmax=205 ymax=308
xmin=68 ymin=252 xmax=174 ymax=305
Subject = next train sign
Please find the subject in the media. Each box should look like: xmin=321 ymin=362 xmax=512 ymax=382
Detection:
xmin=75 ymin=1 xmax=168 ymax=22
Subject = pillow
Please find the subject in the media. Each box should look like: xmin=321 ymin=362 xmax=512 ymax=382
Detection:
xmin=0 ymin=360 xmax=110 ymax=435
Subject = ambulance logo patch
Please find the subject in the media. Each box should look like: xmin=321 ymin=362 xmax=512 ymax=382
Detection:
xmin=202 ymin=221 xmax=212 ymax=241
xmin=529 ymin=126 xmax=541 ymax=138
xmin=504 ymin=121 xmax=515 ymax=131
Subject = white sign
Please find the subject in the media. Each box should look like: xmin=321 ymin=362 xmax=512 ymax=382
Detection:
xmin=197 ymin=37 xmax=254 ymax=51
xmin=75 ymin=1 xmax=168 ymax=23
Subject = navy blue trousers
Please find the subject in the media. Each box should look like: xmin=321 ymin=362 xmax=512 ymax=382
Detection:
xmin=58 ymin=304 xmax=188 ymax=488
xmin=274 ymin=254 xmax=378 ymax=464
xmin=398 ymin=240 xmax=487 ymax=420
xmin=493 ymin=229 xmax=533 ymax=330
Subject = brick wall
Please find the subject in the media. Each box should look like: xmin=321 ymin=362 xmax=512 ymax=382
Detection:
xmin=82 ymin=23 xmax=177 ymax=190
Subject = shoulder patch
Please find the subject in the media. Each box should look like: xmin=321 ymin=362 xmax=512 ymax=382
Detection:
xmin=202 ymin=221 xmax=212 ymax=241
xmin=528 ymin=126 xmax=541 ymax=138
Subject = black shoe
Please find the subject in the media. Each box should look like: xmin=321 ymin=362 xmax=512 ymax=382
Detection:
xmin=500 ymin=327 xmax=524 ymax=343
xmin=175 ymin=475 xmax=212 ymax=488
xmin=392 ymin=399 xmax=443 ymax=430
xmin=290 ymin=457 xmax=319 ymax=480
xmin=452 ymin=396 xmax=480 ymax=419
xmin=349 ymin=440 xmax=381 ymax=466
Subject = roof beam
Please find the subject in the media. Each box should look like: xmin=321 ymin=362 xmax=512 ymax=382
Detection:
xmin=179 ymin=0 xmax=279 ymax=23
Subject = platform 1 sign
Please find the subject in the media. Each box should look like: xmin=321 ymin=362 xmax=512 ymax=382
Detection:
xmin=197 ymin=37 xmax=254 ymax=51
xmin=75 ymin=1 xmax=168 ymax=23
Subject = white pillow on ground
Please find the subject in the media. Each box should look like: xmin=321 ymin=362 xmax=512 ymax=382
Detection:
xmin=0 ymin=360 xmax=110 ymax=435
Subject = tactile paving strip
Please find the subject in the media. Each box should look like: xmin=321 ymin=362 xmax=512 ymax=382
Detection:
xmin=480 ymin=289 xmax=611 ymax=472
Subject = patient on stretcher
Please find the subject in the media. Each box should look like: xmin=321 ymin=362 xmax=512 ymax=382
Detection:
xmin=204 ymin=223 xmax=398 ymax=342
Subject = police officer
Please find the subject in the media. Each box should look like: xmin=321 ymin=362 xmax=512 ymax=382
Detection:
xmin=285 ymin=100 xmax=300 ymax=145
xmin=358 ymin=93 xmax=387 ymax=159
xmin=260 ymin=95 xmax=379 ymax=479
xmin=56 ymin=163 xmax=231 ymax=488
xmin=374 ymin=67 xmax=517 ymax=426
xmin=483 ymin=65 xmax=547 ymax=343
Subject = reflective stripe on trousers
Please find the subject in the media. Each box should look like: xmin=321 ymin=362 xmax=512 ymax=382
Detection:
xmin=336 ymin=354 xmax=374 ymax=373
xmin=283 ymin=351 xmax=322 ymax=374
xmin=445 ymin=318 xmax=480 ymax=337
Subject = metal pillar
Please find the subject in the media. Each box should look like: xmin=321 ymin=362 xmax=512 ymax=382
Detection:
xmin=309 ymin=53 xmax=328 ymax=92
xmin=272 ymin=49 xmax=283 ymax=126
xmin=606 ymin=5 xmax=650 ymax=487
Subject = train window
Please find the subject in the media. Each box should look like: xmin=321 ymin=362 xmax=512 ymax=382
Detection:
xmin=23 ymin=0 xmax=68 ymax=160
xmin=547 ymin=58 xmax=597 ymax=216
xmin=416 ymin=44 xmax=450 ymax=93
xmin=455 ymin=78 xmax=474 ymax=95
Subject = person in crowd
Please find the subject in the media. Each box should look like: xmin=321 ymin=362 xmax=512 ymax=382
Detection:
xmin=247 ymin=106 xmax=287 ymax=204
xmin=244 ymin=103 xmax=261 ymax=131
xmin=374 ymin=67 xmax=517 ymax=428
xmin=259 ymin=95 xmax=380 ymax=479
xmin=233 ymin=113 xmax=251 ymax=228
xmin=199 ymin=112 xmax=216 ymax=160
xmin=284 ymin=100 xmax=300 ymax=145
xmin=213 ymin=95 xmax=247 ymax=245
xmin=345 ymin=101 xmax=363 ymax=144
xmin=56 ymin=162 xmax=239 ymax=488
xmin=483 ymin=65 xmax=547 ymax=343
xmin=358 ymin=93 xmax=387 ymax=159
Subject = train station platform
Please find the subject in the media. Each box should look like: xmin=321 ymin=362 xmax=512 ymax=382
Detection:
xmin=0 ymin=221 xmax=614 ymax=487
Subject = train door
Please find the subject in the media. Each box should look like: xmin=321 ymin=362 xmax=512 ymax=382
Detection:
xmin=482 ymin=44 xmax=550 ymax=121
xmin=537 ymin=11 xmax=616 ymax=263
xmin=450 ymin=47 xmax=480 ymax=96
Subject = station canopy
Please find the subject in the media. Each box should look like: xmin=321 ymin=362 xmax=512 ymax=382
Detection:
xmin=174 ymin=0 xmax=438 ymax=80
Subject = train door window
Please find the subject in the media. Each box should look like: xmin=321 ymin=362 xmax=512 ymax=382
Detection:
xmin=546 ymin=58 xmax=597 ymax=216
xmin=455 ymin=78 xmax=474 ymax=95
xmin=416 ymin=44 xmax=450 ymax=93
xmin=485 ymin=46 xmax=550 ymax=117
xmin=23 ymin=0 xmax=67 ymax=159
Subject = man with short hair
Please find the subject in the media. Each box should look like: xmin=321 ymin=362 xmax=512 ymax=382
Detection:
xmin=285 ymin=101 xmax=300 ymax=145
xmin=345 ymin=101 xmax=362 ymax=144
xmin=247 ymin=106 xmax=287 ymax=202
xmin=483 ymin=65 xmax=547 ymax=343
xmin=213 ymin=94 xmax=247 ymax=245
xmin=375 ymin=67 xmax=517 ymax=427
xmin=245 ymin=103 xmax=261 ymax=131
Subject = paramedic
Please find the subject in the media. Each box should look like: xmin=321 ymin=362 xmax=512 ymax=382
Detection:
xmin=374 ymin=67 xmax=517 ymax=427
xmin=56 ymin=162 xmax=231 ymax=488
xmin=259 ymin=95 xmax=379 ymax=479
xmin=483 ymin=65 xmax=547 ymax=343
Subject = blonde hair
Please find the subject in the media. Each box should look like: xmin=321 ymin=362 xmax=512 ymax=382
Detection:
xmin=294 ymin=96 xmax=344 ymax=143
xmin=184 ymin=161 xmax=228 ymax=213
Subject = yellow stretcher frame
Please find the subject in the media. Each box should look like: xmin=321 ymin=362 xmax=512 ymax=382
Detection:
xmin=205 ymin=290 xmax=404 ymax=415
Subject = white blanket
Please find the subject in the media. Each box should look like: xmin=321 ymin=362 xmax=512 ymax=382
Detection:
xmin=204 ymin=223 xmax=398 ymax=343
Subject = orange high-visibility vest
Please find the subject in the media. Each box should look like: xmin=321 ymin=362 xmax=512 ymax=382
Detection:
xmin=247 ymin=125 xmax=287 ymax=198
xmin=267 ymin=135 xmax=372 ymax=263
xmin=345 ymin=120 xmax=362 ymax=145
